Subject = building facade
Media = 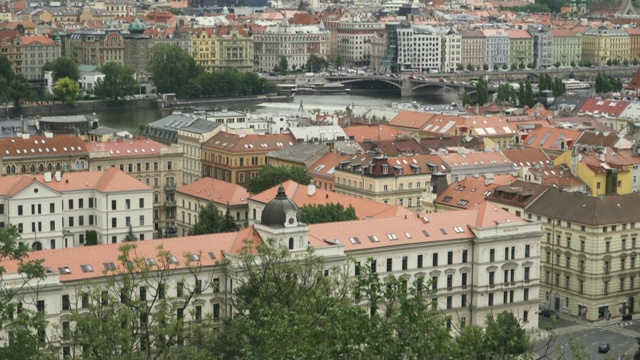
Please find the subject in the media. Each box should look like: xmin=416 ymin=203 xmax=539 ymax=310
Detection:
xmin=0 ymin=134 xmax=89 ymax=176
xmin=482 ymin=29 xmax=510 ymax=69
xmin=85 ymin=139 xmax=183 ymax=238
xmin=123 ymin=18 xmax=153 ymax=91
xmin=396 ymin=24 xmax=442 ymax=72
xmin=64 ymin=29 xmax=125 ymax=67
xmin=460 ymin=29 xmax=486 ymax=70
xmin=582 ymin=25 xmax=629 ymax=66
xmin=528 ymin=26 xmax=554 ymax=69
xmin=0 ymin=168 xmax=154 ymax=250
xmin=216 ymin=26 xmax=254 ymax=71
xmin=336 ymin=19 xmax=384 ymax=67
xmin=506 ymin=30 xmax=533 ymax=67
xmin=551 ymin=29 xmax=582 ymax=67
xmin=21 ymin=35 xmax=62 ymax=80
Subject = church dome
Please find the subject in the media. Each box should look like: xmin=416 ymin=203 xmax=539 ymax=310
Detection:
xmin=260 ymin=185 xmax=301 ymax=227
xmin=129 ymin=18 xmax=145 ymax=34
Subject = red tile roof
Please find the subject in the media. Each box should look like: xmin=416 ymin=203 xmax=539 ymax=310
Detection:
xmin=502 ymin=148 xmax=550 ymax=167
xmin=522 ymin=126 xmax=582 ymax=152
xmin=85 ymin=138 xmax=171 ymax=157
xmin=388 ymin=110 xmax=435 ymax=131
xmin=176 ymin=177 xmax=249 ymax=207
xmin=21 ymin=35 xmax=57 ymax=46
xmin=577 ymin=98 xmax=630 ymax=118
xmin=0 ymin=135 xmax=87 ymax=159
xmin=203 ymin=132 xmax=296 ymax=153
xmin=435 ymin=174 xmax=517 ymax=210
xmin=251 ymin=180 xmax=414 ymax=220
xmin=0 ymin=226 xmax=263 ymax=283
xmin=344 ymin=124 xmax=403 ymax=142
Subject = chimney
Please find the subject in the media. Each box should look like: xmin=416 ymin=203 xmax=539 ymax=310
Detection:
xmin=43 ymin=172 xmax=52 ymax=183
xmin=308 ymin=180 xmax=316 ymax=196
xmin=55 ymin=171 xmax=61 ymax=182
xmin=599 ymin=153 xmax=606 ymax=162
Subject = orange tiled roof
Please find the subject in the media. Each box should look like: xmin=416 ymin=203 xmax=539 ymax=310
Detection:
xmin=21 ymin=35 xmax=57 ymax=46
xmin=388 ymin=111 xmax=435 ymax=131
xmin=176 ymin=177 xmax=249 ymax=207
xmin=0 ymin=135 xmax=88 ymax=159
xmin=435 ymin=174 xmax=517 ymax=210
xmin=522 ymin=127 xmax=582 ymax=151
xmin=502 ymin=148 xmax=551 ymax=168
xmin=203 ymin=132 xmax=296 ymax=153
xmin=85 ymin=138 xmax=171 ymax=157
xmin=251 ymin=180 xmax=414 ymax=220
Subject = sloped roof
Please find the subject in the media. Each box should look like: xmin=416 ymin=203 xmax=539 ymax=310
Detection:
xmin=203 ymin=132 xmax=296 ymax=153
xmin=176 ymin=177 xmax=249 ymax=207
xmin=85 ymin=138 xmax=171 ymax=157
xmin=502 ymin=148 xmax=550 ymax=168
xmin=388 ymin=110 xmax=435 ymax=131
xmin=0 ymin=135 xmax=88 ymax=159
xmin=435 ymin=174 xmax=517 ymax=210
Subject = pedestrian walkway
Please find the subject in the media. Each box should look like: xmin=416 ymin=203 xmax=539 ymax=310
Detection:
xmin=602 ymin=324 xmax=640 ymax=339
xmin=553 ymin=324 xmax=591 ymax=336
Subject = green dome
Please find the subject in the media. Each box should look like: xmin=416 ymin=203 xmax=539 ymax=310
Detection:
xmin=128 ymin=18 xmax=145 ymax=34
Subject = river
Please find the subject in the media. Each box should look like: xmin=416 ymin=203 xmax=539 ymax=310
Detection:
xmin=97 ymin=91 xmax=457 ymax=133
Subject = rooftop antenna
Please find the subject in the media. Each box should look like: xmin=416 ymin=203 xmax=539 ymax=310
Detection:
xmin=298 ymin=99 xmax=304 ymax=115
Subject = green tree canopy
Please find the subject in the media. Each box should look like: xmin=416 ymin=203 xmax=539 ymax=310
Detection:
xmin=306 ymin=54 xmax=328 ymax=72
xmin=123 ymin=223 xmax=138 ymax=242
xmin=246 ymin=165 xmax=312 ymax=194
xmin=53 ymin=77 xmax=80 ymax=106
xmin=149 ymin=43 xmax=203 ymax=94
xmin=300 ymin=203 xmax=358 ymax=224
xmin=0 ymin=55 xmax=14 ymax=83
xmin=94 ymin=62 xmax=139 ymax=100
xmin=484 ymin=311 xmax=533 ymax=358
xmin=188 ymin=202 xmax=239 ymax=236
xmin=476 ymin=77 xmax=488 ymax=106
xmin=43 ymin=57 xmax=80 ymax=82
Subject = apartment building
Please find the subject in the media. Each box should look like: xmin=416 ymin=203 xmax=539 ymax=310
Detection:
xmin=253 ymin=18 xmax=330 ymax=73
xmin=64 ymin=29 xmax=125 ymax=67
xmin=460 ymin=29 xmax=486 ymax=70
xmin=191 ymin=28 xmax=217 ymax=72
xmin=333 ymin=154 xmax=449 ymax=209
xmin=522 ymin=189 xmax=640 ymax=321
xmin=481 ymin=29 xmax=510 ymax=69
xmin=175 ymin=177 xmax=250 ymax=235
xmin=21 ymin=35 xmax=61 ymax=80
xmin=201 ymin=132 xmax=296 ymax=186
xmin=582 ymin=25 xmax=629 ymax=66
xmin=0 ymin=168 xmax=153 ymax=250
xmin=216 ymin=26 xmax=254 ymax=71
xmin=336 ymin=19 xmax=384 ymax=67
xmin=0 ymin=183 xmax=542 ymax=356
xmin=0 ymin=134 xmax=89 ymax=176
xmin=506 ymin=30 xmax=532 ymax=67
xmin=627 ymin=28 xmax=640 ymax=61
xmin=396 ymin=24 xmax=441 ymax=73
xmin=85 ymin=139 xmax=183 ymax=238
xmin=528 ymin=26 xmax=554 ymax=70
xmin=551 ymin=29 xmax=582 ymax=67
xmin=0 ymin=30 xmax=23 ymax=76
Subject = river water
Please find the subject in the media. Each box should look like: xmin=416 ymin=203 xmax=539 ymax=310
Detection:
xmin=97 ymin=91 xmax=456 ymax=133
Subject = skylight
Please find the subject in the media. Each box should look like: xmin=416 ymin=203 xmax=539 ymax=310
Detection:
xmin=349 ymin=237 xmax=361 ymax=244
xmin=103 ymin=262 xmax=116 ymax=271
xmin=80 ymin=264 xmax=94 ymax=273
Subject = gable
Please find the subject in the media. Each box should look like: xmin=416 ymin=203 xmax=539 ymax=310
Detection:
xmin=10 ymin=181 xmax=60 ymax=200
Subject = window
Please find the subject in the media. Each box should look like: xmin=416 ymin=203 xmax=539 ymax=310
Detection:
xmin=195 ymin=305 xmax=202 ymax=321
xmin=524 ymin=267 xmax=530 ymax=281
xmin=355 ymin=262 xmax=360 ymax=276
xmin=523 ymin=311 xmax=529 ymax=323
xmin=79 ymin=199 xmax=83 ymax=209
xmin=111 ymin=200 xmax=116 ymax=210
xmin=371 ymin=260 xmax=377 ymax=273
xmin=140 ymin=287 xmax=147 ymax=301
xmin=447 ymin=274 xmax=453 ymax=290
xmin=68 ymin=199 xmax=74 ymax=210
xmin=504 ymin=247 xmax=509 ymax=260
xmin=139 ymin=198 xmax=144 ymax=208
xmin=433 ymin=253 xmax=438 ymax=266
xmin=446 ymin=296 xmax=452 ymax=309
xmin=606 ymin=241 xmax=610 ymax=253
xmin=213 ymin=278 xmax=220 ymax=293
xmin=417 ymin=255 xmax=423 ymax=268
xmin=139 ymin=216 xmax=145 ymax=226
xmin=112 ymin=218 xmax=117 ymax=228
xmin=386 ymin=258 xmax=393 ymax=272
xmin=489 ymin=249 xmax=495 ymax=262
xmin=18 ymin=205 xmax=22 ymax=215
xmin=581 ymin=240 xmax=585 ymax=252
xmin=431 ymin=276 xmax=438 ymax=291
xmin=213 ymin=303 xmax=221 ymax=320
xmin=158 ymin=283 xmax=165 ymax=299
xmin=447 ymin=251 xmax=453 ymax=265
xmin=402 ymin=256 xmax=408 ymax=270
xmin=50 ymin=221 xmax=55 ymax=231
xmin=489 ymin=271 xmax=495 ymax=286
xmin=62 ymin=295 xmax=70 ymax=311
xmin=461 ymin=272 xmax=467 ymax=288
xmin=176 ymin=281 xmax=184 ymax=297
xmin=488 ymin=293 xmax=494 ymax=306
xmin=37 ymin=300 xmax=45 ymax=314
xmin=50 ymin=203 xmax=55 ymax=213
xmin=195 ymin=279 xmax=202 ymax=294
xmin=125 ymin=199 xmax=130 ymax=209
xmin=524 ymin=288 xmax=529 ymax=301
xmin=525 ymin=244 xmax=530 ymax=258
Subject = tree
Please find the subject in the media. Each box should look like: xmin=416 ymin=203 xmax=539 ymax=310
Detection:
xmin=188 ymin=202 xmax=239 ymax=236
xmin=502 ymin=64 xmax=508 ymax=70
xmin=634 ymin=58 xmax=639 ymax=66
xmin=94 ymin=62 xmax=139 ymax=100
xmin=454 ymin=324 xmax=491 ymax=360
xmin=456 ymin=63 xmax=464 ymax=71
xmin=0 ymin=225 xmax=56 ymax=359
xmin=43 ymin=57 xmax=80 ymax=82
xmin=624 ymin=58 xmax=630 ymax=66
xmin=149 ymin=43 xmax=203 ymax=94
xmin=518 ymin=80 xmax=526 ymax=105
xmin=335 ymin=54 xmax=344 ymax=69
xmin=64 ymin=243 xmax=215 ymax=359
xmin=553 ymin=61 xmax=561 ymax=68
xmin=85 ymin=230 xmax=98 ymax=246
xmin=123 ymin=223 xmax=138 ymax=242
xmin=570 ymin=60 xmax=576 ymax=67
xmin=552 ymin=77 xmax=566 ymax=97
xmin=476 ymin=77 xmax=488 ymax=106
xmin=511 ymin=63 xmax=517 ymax=71
xmin=53 ymin=77 xmax=80 ymax=106
xmin=306 ymin=54 xmax=328 ymax=72
xmin=466 ymin=63 xmax=475 ymax=71
xmin=462 ymin=91 xmax=471 ymax=106
xmin=483 ymin=64 xmax=489 ymax=71
xmin=484 ymin=311 xmax=532 ymax=359
xmin=607 ymin=59 xmax=613 ymax=67
xmin=519 ymin=62 xmax=525 ymax=70
xmin=246 ymin=165 xmax=312 ymax=194
xmin=524 ymin=80 xmax=535 ymax=107
xmin=0 ymin=55 xmax=14 ymax=83
xmin=277 ymin=56 xmax=289 ymax=74
xmin=300 ymin=203 xmax=358 ymax=224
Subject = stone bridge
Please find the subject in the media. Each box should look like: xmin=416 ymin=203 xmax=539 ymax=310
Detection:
xmin=325 ymin=76 xmax=478 ymax=97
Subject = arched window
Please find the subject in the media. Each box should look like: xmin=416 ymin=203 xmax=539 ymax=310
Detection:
xmin=288 ymin=237 xmax=294 ymax=250
xmin=188 ymin=214 xmax=191 ymax=225
xmin=6 ymin=165 xmax=9 ymax=174
xmin=21 ymin=165 xmax=26 ymax=173
xmin=80 ymin=160 xmax=85 ymax=170
xmin=32 ymin=242 xmax=42 ymax=251
xmin=56 ymin=163 xmax=61 ymax=171
xmin=30 ymin=164 xmax=35 ymax=173
xmin=75 ymin=161 xmax=80 ymax=170
xmin=10 ymin=165 xmax=15 ymax=174
xmin=38 ymin=164 xmax=44 ymax=172
xmin=182 ymin=211 xmax=185 ymax=222
xmin=64 ymin=162 xmax=69 ymax=171
xmin=47 ymin=163 xmax=52 ymax=171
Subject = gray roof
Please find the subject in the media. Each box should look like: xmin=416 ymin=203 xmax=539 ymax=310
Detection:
xmin=88 ymin=126 xmax=121 ymax=136
xmin=38 ymin=115 xmax=96 ymax=124
xmin=289 ymin=125 xmax=347 ymax=142
xmin=525 ymin=188 xmax=640 ymax=226
xmin=143 ymin=113 xmax=221 ymax=143
xmin=0 ymin=120 xmax=37 ymax=138
xmin=268 ymin=143 xmax=328 ymax=164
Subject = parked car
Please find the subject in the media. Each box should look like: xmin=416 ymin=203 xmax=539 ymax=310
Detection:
xmin=598 ymin=343 xmax=610 ymax=353
xmin=539 ymin=309 xmax=558 ymax=318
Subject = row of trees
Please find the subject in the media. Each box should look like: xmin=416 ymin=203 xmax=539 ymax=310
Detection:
xmin=149 ymin=44 xmax=280 ymax=98
xmin=595 ymin=71 xmax=623 ymax=94
xmin=0 ymin=56 xmax=38 ymax=115
xmin=273 ymin=54 xmax=344 ymax=74
xmin=467 ymin=77 xmax=564 ymax=108
xmin=538 ymin=73 xmax=566 ymax=97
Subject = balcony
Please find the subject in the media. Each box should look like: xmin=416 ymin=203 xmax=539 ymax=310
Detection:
xmin=164 ymin=200 xmax=176 ymax=208
xmin=165 ymin=184 xmax=176 ymax=192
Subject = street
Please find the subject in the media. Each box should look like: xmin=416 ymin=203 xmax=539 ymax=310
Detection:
xmin=537 ymin=315 xmax=640 ymax=359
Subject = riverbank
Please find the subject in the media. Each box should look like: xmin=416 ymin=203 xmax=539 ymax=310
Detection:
xmin=0 ymin=95 xmax=294 ymax=117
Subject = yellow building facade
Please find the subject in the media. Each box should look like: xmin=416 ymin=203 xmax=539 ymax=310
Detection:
xmin=190 ymin=27 xmax=254 ymax=72
xmin=581 ymin=25 xmax=630 ymax=65
xmin=506 ymin=30 xmax=533 ymax=66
